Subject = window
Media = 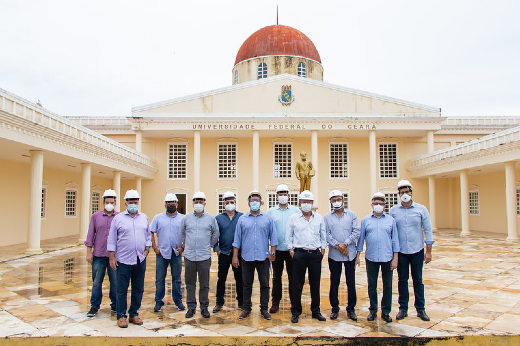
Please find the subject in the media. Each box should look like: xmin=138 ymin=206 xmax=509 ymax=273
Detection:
xmin=217 ymin=193 xmax=226 ymax=214
xmin=297 ymin=62 xmax=307 ymax=77
xmin=234 ymin=70 xmax=238 ymax=84
xmin=268 ymin=193 xmax=299 ymax=208
xmin=258 ymin=62 xmax=267 ymax=79
xmin=469 ymin=191 xmax=479 ymax=215
xmin=168 ymin=143 xmax=187 ymax=179
xmin=218 ymin=144 xmax=237 ymax=179
xmin=91 ymin=191 xmax=100 ymax=214
xmin=63 ymin=257 xmax=75 ymax=284
xmin=384 ymin=193 xmax=399 ymax=214
xmin=273 ymin=143 xmax=292 ymax=178
xmin=517 ymin=188 xmax=520 ymax=215
xmin=65 ymin=189 xmax=77 ymax=217
xmin=330 ymin=143 xmax=348 ymax=178
xmin=329 ymin=192 xmax=350 ymax=211
xmin=41 ymin=188 xmax=46 ymax=219
xmin=379 ymin=143 xmax=398 ymax=178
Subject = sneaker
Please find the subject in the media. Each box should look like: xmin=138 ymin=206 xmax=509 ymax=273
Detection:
xmin=87 ymin=307 xmax=98 ymax=317
xmin=110 ymin=307 xmax=117 ymax=315
xmin=153 ymin=303 xmax=163 ymax=312
xmin=176 ymin=302 xmax=186 ymax=311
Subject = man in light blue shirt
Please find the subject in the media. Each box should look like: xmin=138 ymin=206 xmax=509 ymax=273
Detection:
xmin=232 ymin=191 xmax=277 ymax=320
xmin=356 ymin=192 xmax=400 ymax=323
xmin=267 ymin=184 xmax=299 ymax=314
xmin=324 ymin=190 xmax=360 ymax=321
xmin=390 ymin=180 xmax=434 ymax=322
xmin=151 ymin=193 xmax=185 ymax=313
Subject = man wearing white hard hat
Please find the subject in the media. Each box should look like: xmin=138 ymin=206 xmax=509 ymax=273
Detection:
xmin=108 ymin=189 xmax=151 ymax=328
xmin=267 ymin=184 xmax=299 ymax=314
xmin=179 ymin=191 xmax=219 ymax=319
xmin=85 ymin=189 xmax=119 ymax=318
xmin=151 ymin=193 xmax=185 ymax=313
xmin=213 ymin=191 xmax=244 ymax=313
xmin=356 ymin=192 xmax=400 ymax=323
xmin=286 ymin=190 xmax=327 ymax=323
xmin=324 ymin=190 xmax=360 ymax=321
xmin=390 ymin=180 xmax=434 ymax=322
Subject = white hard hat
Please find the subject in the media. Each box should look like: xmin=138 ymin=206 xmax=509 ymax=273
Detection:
xmin=222 ymin=191 xmax=236 ymax=200
xmin=276 ymin=184 xmax=289 ymax=193
xmin=329 ymin=190 xmax=343 ymax=199
xmin=164 ymin=193 xmax=178 ymax=202
xmin=124 ymin=189 xmax=140 ymax=200
xmin=102 ymin=189 xmax=117 ymax=199
xmin=192 ymin=191 xmax=206 ymax=200
xmin=299 ymin=190 xmax=314 ymax=201
xmin=248 ymin=190 xmax=262 ymax=200
xmin=371 ymin=192 xmax=386 ymax=202
xmin=397 ymin=180 xmax=412 ymax=190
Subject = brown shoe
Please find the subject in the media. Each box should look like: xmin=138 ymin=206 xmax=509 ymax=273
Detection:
xmin=117 ymin=317 xmax=128 ymax=328
xmin=239 ymin=309 xmax=251 ymax=319
xmin=129 ymin=316 xmax=143 ymax=325
xmin=213 ymin=304 xmax=223 ymax=313
xmin=261 ymin=310 xmax=272 ymax=320
xmin=269 ymin=303 xmax=279 ymax=314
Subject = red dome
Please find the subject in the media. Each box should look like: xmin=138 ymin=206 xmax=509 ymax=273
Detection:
xmin=234 ymin=25 xmax=321 ymax=66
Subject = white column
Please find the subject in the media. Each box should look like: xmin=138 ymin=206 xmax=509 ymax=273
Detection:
xmin=136 ymin=177 xmax=142 ymax=211
xmin=135 ymin=131 xmax=143 ymax=153
xmin=311 ymin=130 xmax=319 ymax=206
xmin=113 ymin=171 xmax=121 ymax=212
xmin=427 ymin=130 xmax=435 ymax=153
xmin=27 ymin=150 xmax=44 ymax=254
xmin=428 ymin=176 xmax=437 ymax=231
xmin=252 ymin=130 xmax=259 ymax=191
xmin=369 ymin=130 xmax=377 ymax=194
xmin=460 ymin=170 xmax=470 ymax=235
xmin=505 ymin=162 xmax=518 ymax=241
xmin=79 ymin=163 xmax=92 ymax=243
xmin=194 ymin=130 xmax=201 ymax=192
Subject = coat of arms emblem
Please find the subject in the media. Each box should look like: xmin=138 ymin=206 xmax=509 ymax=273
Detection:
xmin=278 ymin=85 xmax=294 ymax=105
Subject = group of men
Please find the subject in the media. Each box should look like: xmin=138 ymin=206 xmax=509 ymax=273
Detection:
xmin=84 ymin=179 xmax=433 ymax=327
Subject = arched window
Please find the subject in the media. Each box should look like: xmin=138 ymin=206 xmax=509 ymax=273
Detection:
xmin=258 ymin=62 xmax=267 ymax=79
xmin=298 ymin=62 xmax=307 ymax=77
xmin=234 ymin=70 xmax=238 ymax=84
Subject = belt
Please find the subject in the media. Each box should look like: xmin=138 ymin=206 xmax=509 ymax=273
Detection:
xmin=295 ymin=248 xmax=320 ymax=253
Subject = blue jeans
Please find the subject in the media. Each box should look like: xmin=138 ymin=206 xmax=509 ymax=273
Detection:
xmin=398 ymin=249 xmax=425 ymax=312
xmin=90 ymin=256 xmax=117 ymax=310
xmin=116 ymin=258 xmax=146 ymax=319
xmin=155 ymin=251 xmax=183 ymax=306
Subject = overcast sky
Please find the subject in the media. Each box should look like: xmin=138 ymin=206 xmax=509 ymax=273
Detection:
xmin=1 ymin=0 xmax=519 ymax=117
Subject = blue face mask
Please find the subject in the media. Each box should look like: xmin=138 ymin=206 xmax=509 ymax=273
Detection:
xmin=250 ymin=201 xmax=260 ymax=211
xmin=127 ymin=204 xmax=138 ymax=213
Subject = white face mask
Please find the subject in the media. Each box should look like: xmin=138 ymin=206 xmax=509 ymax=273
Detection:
xmin=104 ymin=203 xmax=114 ymax=212
xmin=278 ymin=195 xmax=288 ymax=205
xmin=194 ymin=203 xmax=204 ymax=213
xmin=301 ymin=203 xmax=312 ymax=213
xmin=332 ymin=201 xmax=343 ymax=210
xmin=373 ymin=205 xmax=384 ymax=214
xmin=225 ymin=203 xmax=236 ymax=212
xmin=400 ymin=194 xmax=412 ymax=203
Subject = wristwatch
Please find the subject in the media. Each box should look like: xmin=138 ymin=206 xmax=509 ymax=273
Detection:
xmin=270 ymin=252 xmax=276 ymax=256
xmin=289 ymin=249 xmax=294 ymax=254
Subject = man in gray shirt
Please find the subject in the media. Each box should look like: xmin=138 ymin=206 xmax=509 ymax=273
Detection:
xmin=180 ymin=191 xmax=219 ymax=319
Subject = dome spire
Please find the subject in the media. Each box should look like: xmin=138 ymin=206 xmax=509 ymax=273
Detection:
xmin=276 ymin=5 xmax=278 ymax=25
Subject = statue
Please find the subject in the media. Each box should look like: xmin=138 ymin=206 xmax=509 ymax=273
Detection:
xmin=295 ymin=151 xmax=315 ymax=193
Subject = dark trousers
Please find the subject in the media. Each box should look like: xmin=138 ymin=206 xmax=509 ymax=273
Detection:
xmin=216 ymin=252 xmax=243 ymax=306
xmin=398 ymin=249 xmax=425 ymax=312
xmin=328 ymin=257 xmax=356 ymax=313
xmin=116 ymin=258 xmax=146 ymax=319
xmin=271 ymin=250 xmax=293 ymax=304
xmin=184 ymin=258 xmax=211 ymax=310
xmin=291 ymin=249 xmax=323 ymax=316
xmin=241 ymin=258 xmax=270 ymax=311
xmin=365 ymin=259 xmax=393 ymax=315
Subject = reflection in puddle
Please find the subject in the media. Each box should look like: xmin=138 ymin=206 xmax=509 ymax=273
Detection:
xmin=63 ymin=257 xmax=75 ymax=284
xmin=38 ymin=265 xmax=43 ymax=295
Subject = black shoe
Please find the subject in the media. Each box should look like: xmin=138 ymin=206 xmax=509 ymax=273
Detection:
xmin=417 ymin=310 xmax=430 ymax=321
xmin=260 ymin=310 xmax=272 ymax=320
xmin=201 ymin=308 xmax=210 ymax=318
xmin=291 ymin=315 xmax=299 ymax=323
xmin=176 ymin=302 xmax=186 ymax=311
xmin=347 ymin=311 xmax=357 ymax=321
xmin=153 ymin=302 xmax=163 ymax=312
xmin=330 ymin=312 xmax=338 ymax=320
xmin=381 ymin=313 xmax=392 ymax=323
xmin=185 ymin=309 xmax=195 ymax=318
xmin=213 ymin=304 xmax=223 ymax=313
xmin=87 ymin=307 xmax=98 ymax=317
xmin=312 ymin=313 xmax=326 ymax=321
xmin=367 ymin=312 xmax=376 ymax=321
xmin=110 ymin=307 xmax=117 ymax=315
xmin=396 ymin=310 xmax=407 ymax=320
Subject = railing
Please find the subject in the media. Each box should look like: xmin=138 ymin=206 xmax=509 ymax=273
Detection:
xmin=443 ymin=117 xmax=520 ymax=126
xmin=65 ymin=116 xmax=132 ymax=126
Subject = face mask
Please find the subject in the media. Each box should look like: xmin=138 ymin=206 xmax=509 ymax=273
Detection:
xmin=127 ymin=204 xmax=138 ymax=213
xmin=278 ymin=195 xmax=288 ymax=205
xmin=225 ymin=203 xmax=236 ymax=212
xmin=332 ymin=201 xmax=343 ymax=210
xmin=105 ymin=203 xmax=114 ymax=212
xmin=167 ymin=205 xmax=177 ymax=213
xmin=301 ymin=203 xmax=312 ymax=213
xmin=194 ymin=204 xmax=204 ymax=213
xmin=250 ymin=201 xmax=260 ymax=211
xmin=373 ymin=205 xmax=384 ymax=214
xmin=401 ymin=194 xmax=412 ymax=203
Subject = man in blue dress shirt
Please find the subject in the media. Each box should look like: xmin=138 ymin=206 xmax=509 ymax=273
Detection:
xmin=232 ymin=190 xmax=277 ymax=320
xmin=356 ymin=192 xmax=400 ymax=323
xmin=390 ymin=180 xmax=434 ymax=322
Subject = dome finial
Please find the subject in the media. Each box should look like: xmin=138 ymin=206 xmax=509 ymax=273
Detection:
xmin=276 ymin=5 xmax=278 ymax=25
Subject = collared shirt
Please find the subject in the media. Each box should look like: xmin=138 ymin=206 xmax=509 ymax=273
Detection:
xmin=107 ymin=211 xmax=152 ymax=265
xmin=357 ymin=213 xmax=400 ymax=262
xmin=285 ymin=211 xmax=327 ymax=251
xmin=232 ymin=211 xmax=278 ymax=262
xmin=150 ymin=211 xmax=184 ymax=259
xmin=390 ymin=201 xmax=435 ymax=255
xmin=267 ymin=204 xmax=299 ymax=251
xmin=84 ymin=210 xmax=119 ymax=257
xmin=324 ymin=208 xmax=360 ymax=262
xmin=180 ymin=212 xmax=219 ymax=262
xmin=214 ymin=211 xmax=244 ymax=255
